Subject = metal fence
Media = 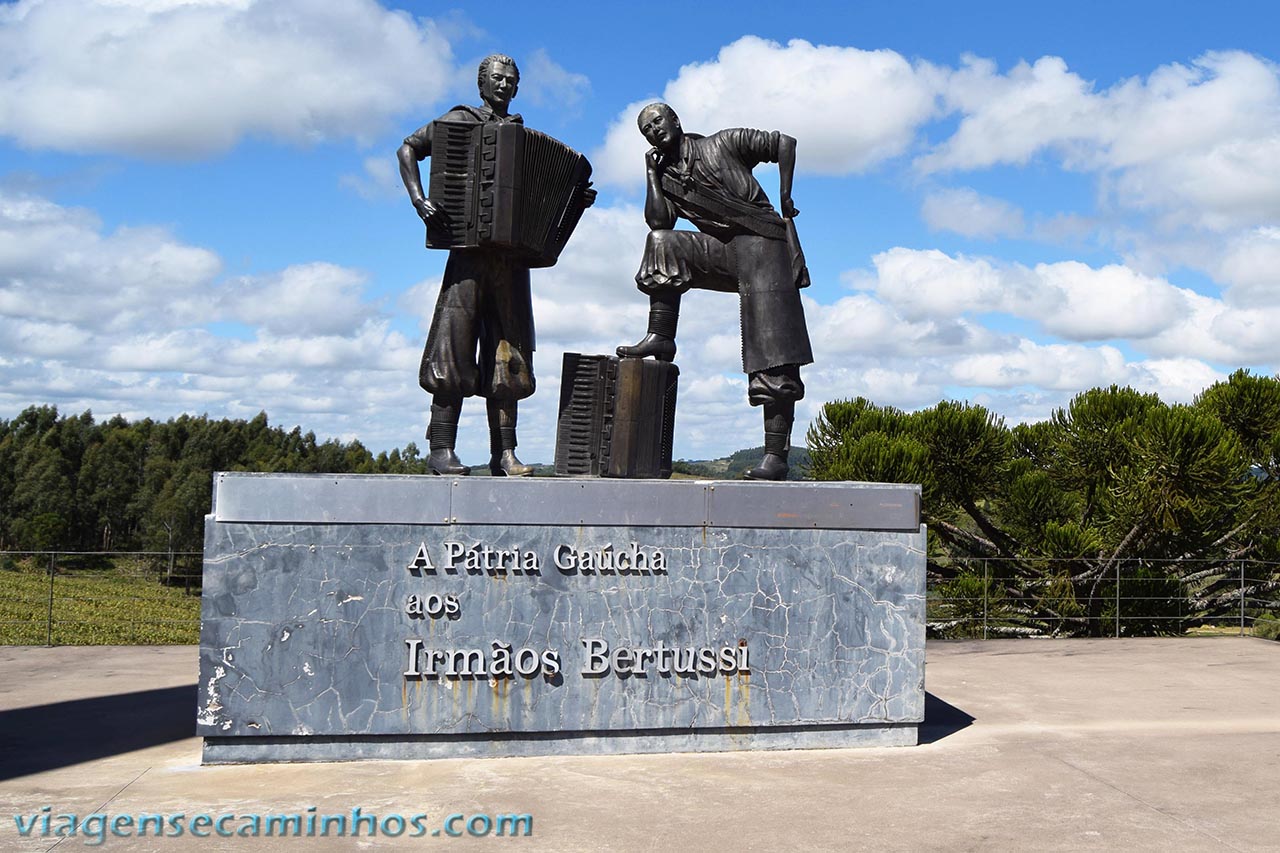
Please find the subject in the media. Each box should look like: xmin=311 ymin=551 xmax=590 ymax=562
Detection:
xmin=928 ymin=558 xmax=1280 ymax=639
xmin=2 ymin=551 xmax=1279 ymax=646
xmin=0 ymin=550 xmax=202 ymax=646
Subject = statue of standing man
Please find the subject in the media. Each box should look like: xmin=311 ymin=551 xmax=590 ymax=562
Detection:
xmin=398 ymin=54 xmax=595 ymax=476
xmin=617 ymin=104 xmax=814 ymax=480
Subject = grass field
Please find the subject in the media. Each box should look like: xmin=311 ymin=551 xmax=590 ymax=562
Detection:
xmin=0 ymin=558 xmax=200 ymax=645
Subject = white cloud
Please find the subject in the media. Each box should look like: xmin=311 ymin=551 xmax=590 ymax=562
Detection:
xmin=0 ymin=319 xmax=88 ymax=359
xmin=807 ymin=292 xmax=1004 ymax=357
xmin=1197 ymin=305 xmax=1280 ymax=365
xmin=1136 ymin=290 xmax=1280 ymax=366
xmin=518 ymin=48 xmax=591 ymax=114
xmin=921 ymin=51 xmax=1280 ymax=230
xmin=340 ymin=156 xmax=404 ymax=201
xmin=1030 ymin=212 xmax=1096 ymax=244
xmin=868 ymin=248 xmax=1012 ymax=322
xmin=1126 ymin=358 xmax=1226 ymax=404
xmin=0 ymin=0 xmax=455 ymax=156
xmin=919 ymin=55 xmax=1100 ymax=173
xmin=593 ymin=36 xmax=942 ymax=186
xmin=803 ymin=363 xmax=945 ymax=413
xmin=585 ymin=41 xmax=1277 ymax=325
xmin=1032 ymin=261 xmax=1188 ymax=341
xmin=222 ymin=321 xmax=416 ymax=372
xmin=0 ymin=192 xmax=222 ymax=332
xmin=0 ymin=189 xmax=428 ymax=451
xmin=921 ymin=187 xmax=1025 ymax=239
xmin=529 ymin=202 xmax=651 ymax=338
xmin=1214 ymin=226 xmax=1280 ymax=307
xmin=809 ymin=246 xmax=1276 ymax=423
xmin=949 ymin=341 xmax=1129 ymax=390
xmin=589 ymin=41 xmax=1279 ymax=239
xmin=101 ymin=329 xmax=221 ymax=372
xmin=223 ymin=263 xmax=377 ymax=337
xmin=869 ymin=248 xmax=1190 ymax=342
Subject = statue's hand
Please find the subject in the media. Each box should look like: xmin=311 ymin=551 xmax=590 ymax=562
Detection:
xmin=645 ymin=147 xmax=665 ymax=174
xmin=414 ymin=197 xmax=450 ymax=228
xmin=781 ymin=196 xmax=800 ymax=219
xmin=582 ymin=183 xmax=597 ymax=209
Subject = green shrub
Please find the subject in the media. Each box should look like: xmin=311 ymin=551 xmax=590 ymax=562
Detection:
xmin=1101 ymin=566 xmax=1186 ymax=637
xmin=928 ymin=571 xmax=1013 ymax=638
xmin=1254 ymin=612 xmax=1280 ymax=641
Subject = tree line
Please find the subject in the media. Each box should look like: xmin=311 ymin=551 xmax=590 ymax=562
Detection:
xmin=0 ymin=407 xmax=432 ymax=553
xmin=8 ymin=371 xmax=1280 ymax=637
xmin=807 ymin=369 xmax=1280 ymax=636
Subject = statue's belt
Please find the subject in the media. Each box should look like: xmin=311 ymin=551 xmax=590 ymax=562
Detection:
xmin=660 ymin=172 xmax=809 ymax=290
xmin=659 ymin=173 xmax=787 ymax=241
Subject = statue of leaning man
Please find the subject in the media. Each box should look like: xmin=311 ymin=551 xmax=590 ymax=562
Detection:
xmin=617 ymin=103 xmax=814 ymax=480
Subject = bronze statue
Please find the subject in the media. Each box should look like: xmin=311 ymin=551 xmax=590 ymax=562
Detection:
xmin=398 ymin=54 xmax=595 ymax=476
xmin=617 ymin=103 xmax=813 ymax=480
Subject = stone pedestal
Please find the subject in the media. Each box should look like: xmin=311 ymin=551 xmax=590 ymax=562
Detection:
xmin=198 ymin=474 xmax=926 ymax=763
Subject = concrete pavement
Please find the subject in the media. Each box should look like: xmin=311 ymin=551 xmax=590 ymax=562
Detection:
xmin=1 ymin=638 xmax=1277 ymax=851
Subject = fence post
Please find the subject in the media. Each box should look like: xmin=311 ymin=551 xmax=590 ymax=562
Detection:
xmin=1115 ymin=561 xmax=1121 ymax=638
xmin=1240 ymin=561 xmax=1246 ymax=637
xmin=983 ymin=560 xmax=989 ymax=640
xmin=45 ymin=551 xmax=55 ymax=647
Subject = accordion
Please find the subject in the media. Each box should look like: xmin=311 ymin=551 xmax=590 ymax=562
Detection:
xmin=426 ymin=121 xmax=593 ymax=268
xmin=554 ymin=354 xmax=679 ymax=479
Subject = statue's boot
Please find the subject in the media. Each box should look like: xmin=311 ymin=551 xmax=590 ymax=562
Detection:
xmin=488 ymin=399 xmax=534 ymax=477
xmin=426 ymin=398 xmax=470 ymax=475
xmin=745 ymin=401 xmax=793 ymax=481
xmin=617 ymin=293 xmax=679 ymax=362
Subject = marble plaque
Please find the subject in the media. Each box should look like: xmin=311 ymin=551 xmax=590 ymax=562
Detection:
xmin=199 ymin=475 xmax=926 ymax=762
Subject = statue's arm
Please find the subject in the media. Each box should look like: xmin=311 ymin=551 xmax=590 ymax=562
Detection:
xmin=644 ymin=149 xmax=676 ymax=230
xmin=777 ymin=133 xmax=798 ymax=219
xmin=398 ymin=127 xmax=447 ymax=227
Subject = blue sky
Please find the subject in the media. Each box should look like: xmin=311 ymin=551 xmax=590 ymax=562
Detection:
xmin=2 ymin=0 xmax=1279 ymax=462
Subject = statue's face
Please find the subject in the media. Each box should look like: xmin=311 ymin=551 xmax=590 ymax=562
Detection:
xmin=481 ymin=61 xmax=518 ymax=109
xmin=639 ymin=106 xmax=681 ymax=150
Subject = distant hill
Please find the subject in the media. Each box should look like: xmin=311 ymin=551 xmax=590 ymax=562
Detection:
xmin=672 ymin=446 xmax=811 ymax=481
xmin=525 ymin=447 xmax=811 ymax=480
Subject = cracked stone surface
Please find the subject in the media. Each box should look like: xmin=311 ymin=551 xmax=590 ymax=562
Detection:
xmin=198 ymin=485 xmax=926 ymax=758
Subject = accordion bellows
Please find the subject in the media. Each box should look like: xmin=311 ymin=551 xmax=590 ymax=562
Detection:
xmin=426 ymin=121 xmax=593 ymax=268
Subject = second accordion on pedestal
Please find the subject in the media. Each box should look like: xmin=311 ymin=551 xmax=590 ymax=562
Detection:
xmin=554 ymin=354 xmax=679 ymax=479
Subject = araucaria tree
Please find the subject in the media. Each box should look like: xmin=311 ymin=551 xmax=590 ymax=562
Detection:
xmin=807 ymin=370 xmax=1280 ymax=636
